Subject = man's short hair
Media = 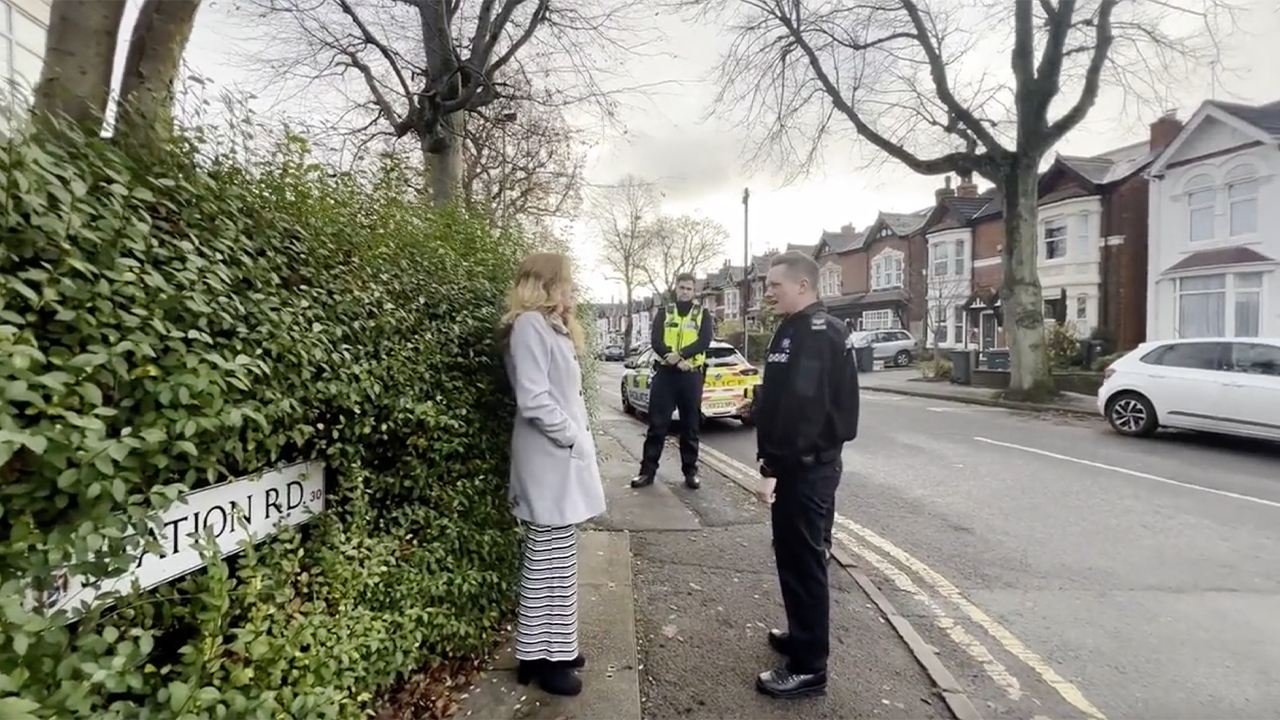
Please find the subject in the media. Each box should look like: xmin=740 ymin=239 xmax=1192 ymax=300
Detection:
xmin=770 ymin=251 xmax=819 ymax=289
xmin=675 ymin=272 xmax=697 ymax=285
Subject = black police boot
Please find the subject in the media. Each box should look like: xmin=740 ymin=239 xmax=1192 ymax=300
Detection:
xmin=630 ymin=474 xmax=655 ymax=488
xmin=684 ymin=473 xmax=700 ymax=489
xmin=755 ymin=667 xmax=827 ymax=699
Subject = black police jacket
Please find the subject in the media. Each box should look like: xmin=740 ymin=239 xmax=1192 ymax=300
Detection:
xmin=754 ymin=301 xmax=851 ymax=464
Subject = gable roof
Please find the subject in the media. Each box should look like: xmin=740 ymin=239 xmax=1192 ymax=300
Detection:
xmin=877 ymin=209 xmax=931 ymax=236
xmin=1211 ymin=99 xmax=1280 ymax=138
xmin=786 ymin=243 xmax=818 ymax=256
xmin=816 ymin=226 xmax=867 ymax=255
xmin=1050 ymin=139 xmax=1155 ymax=190
xmin=1149 ymin=98 xmax=1280 ymax=177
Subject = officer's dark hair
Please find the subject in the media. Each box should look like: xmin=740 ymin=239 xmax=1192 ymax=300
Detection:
xmin=675 ymin=272 xmax=697 ymax=285
xmin=769 ymin=251 xmax=819 ymax=290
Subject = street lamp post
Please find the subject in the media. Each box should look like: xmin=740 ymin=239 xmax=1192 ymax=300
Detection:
xmin=495 ymin=111 xmax=518 ymax=223
xmin=742 ymin=187 xmax=750 ymax=360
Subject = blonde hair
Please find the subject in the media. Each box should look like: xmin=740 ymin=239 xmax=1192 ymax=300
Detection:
xmin=499 ymin=252 xmax=586 ymax=354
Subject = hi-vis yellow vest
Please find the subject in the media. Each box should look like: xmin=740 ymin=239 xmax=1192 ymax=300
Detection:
xmin=663 ymin=304 xmax=705 ymax=368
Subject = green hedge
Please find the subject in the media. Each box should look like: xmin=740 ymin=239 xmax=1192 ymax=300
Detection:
xmin=1 ymin=127 xmax=526 ymax=719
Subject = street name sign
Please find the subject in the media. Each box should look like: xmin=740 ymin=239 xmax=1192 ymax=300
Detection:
xmin=35 ymin=460 xmax=326 ymax=616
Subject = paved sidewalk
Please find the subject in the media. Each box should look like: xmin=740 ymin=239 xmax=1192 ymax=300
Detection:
xmin=860 ymin=368 xmax=1097 ymax=416
xmin=456 ymin=419 xmax=959 ymax=720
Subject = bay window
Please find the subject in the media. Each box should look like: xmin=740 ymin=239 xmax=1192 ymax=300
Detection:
xmin=872 ymin=251 xmax=904 ymax=290
xmin=931 ymin=243 xmax=951 ymax=278
xmin=819 ymin=265 xmax=842 ymax=298
xmin=1043 ymin=220 xmax=1068 ymax=260
xmin=1176 ymin=272 xmax=1263 ymax=338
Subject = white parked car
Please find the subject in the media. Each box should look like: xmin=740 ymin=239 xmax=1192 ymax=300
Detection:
xmin=847 ymin=329 xmax=916 ymax=367
xmin=1097 ymin=337 xmax=1280 ymax=440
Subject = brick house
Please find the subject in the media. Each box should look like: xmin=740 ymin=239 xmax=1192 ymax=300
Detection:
xmin=964 ymin=113 xmax=1183 ymax=351
xmin=812 ymin=224 xmax=869 ymax=322
xmin=699 ymin=262 xmax=745 ymax=322
xmin=857 ymin=209 xmax=931 ymax=335
xmin=917 ymin=176 xmax=996 ymax=349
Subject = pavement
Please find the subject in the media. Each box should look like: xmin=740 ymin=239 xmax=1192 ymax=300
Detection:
xmin=590 ymin=362 xmax=1280 ymax=720
xmin=456 ymin=377 xmax=962 ymax=719
xmin=858 ymin=367 xmax=1098 ymax=415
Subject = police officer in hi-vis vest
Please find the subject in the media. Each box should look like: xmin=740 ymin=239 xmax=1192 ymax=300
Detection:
xmin=632 ymin=273 xmax=715 ymax=490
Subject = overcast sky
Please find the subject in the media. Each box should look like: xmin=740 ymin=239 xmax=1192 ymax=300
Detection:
xmin=171 ymin=0 xmax=1280 ymax=301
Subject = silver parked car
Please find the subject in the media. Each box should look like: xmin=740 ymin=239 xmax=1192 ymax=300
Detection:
xmin=848 ymin=329 xmax=916 ymax=367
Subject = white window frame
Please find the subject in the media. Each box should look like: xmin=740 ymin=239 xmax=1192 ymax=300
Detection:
xmin=929 ymin=237 xmax=968 ymax=282
xmin=950 ymin=305 xmax=965 ymax=347
xmin=1042 ymin=218 xmax=1069 ymax=261
xmin=1185 ymin=173 xmax=1217 ymax=243
xmin=723 ymin=288 xmax=740 ymax=319
xmin=931 ymin=243 xmax=951 ymax=279
xmin=1225 ymin=165 xmax=1259 ymax=238
xmin=819 ymin=265 xmax=842 ymax=298
xmin=1175 ymin=272 xmax=1265 ymax=339
xmin=1 ymin=0 xmax=47 ymax=102
xmin=871 ymin=249 xmax=904 ymax=291
xmin=861 ymin=309 xmax=897 ymax=331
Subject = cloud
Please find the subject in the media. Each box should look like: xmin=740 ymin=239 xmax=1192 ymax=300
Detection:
xmin=588 ymin=115 xmax=752 ymax=206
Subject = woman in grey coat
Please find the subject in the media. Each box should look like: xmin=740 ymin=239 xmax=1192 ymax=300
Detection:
xmin=499 ymin=252 xmax=606 ymax=697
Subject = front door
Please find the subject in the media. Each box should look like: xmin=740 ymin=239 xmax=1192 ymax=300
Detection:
xmin=980 ymin=311 xmax=997 ymax=350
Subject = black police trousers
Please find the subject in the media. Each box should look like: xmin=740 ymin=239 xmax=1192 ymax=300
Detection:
xmin=771 ymin=456 xmax=842 ymax=674
xmin=639 ymin=367 xmax=704 ymax=479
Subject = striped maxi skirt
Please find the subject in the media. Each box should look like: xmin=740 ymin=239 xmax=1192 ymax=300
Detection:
xmin=514 ymin=524 xmax=580 ymax=662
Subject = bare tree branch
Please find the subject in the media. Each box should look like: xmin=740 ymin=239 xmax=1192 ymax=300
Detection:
xmin=640 ymin=215 xmax=729 ymax=299
xmin=703 ymin=0 xmax=1241 ymax=398
xmin=590 ymin=175 xmax=661 ymax=350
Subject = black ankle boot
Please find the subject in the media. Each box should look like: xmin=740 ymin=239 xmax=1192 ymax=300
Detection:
xmin=515 ymin=659 xmax=583 ymax=696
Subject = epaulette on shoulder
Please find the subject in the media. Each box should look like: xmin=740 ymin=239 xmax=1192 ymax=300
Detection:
xmin=811 ymin=316 xmax=826 ymax=331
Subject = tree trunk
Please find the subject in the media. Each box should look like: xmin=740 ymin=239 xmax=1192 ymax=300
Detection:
xmin=1000 ymin=160 xmax=1055 ymax=401
xmin=429 ymin=111 xmax=465 ymax=206
xmin=31 ymin=0 xmax=127 ymax=132
xmin=116 ymin=0 xmax=203 ymax=148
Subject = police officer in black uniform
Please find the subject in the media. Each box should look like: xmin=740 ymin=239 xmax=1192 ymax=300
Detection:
xmin=632 ymin=273 xmax=714 ymax=490
xmin=751 ymin=251 xmax=859 ymax=699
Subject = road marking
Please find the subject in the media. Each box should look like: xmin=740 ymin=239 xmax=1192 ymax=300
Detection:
xmin=695 ymin=444 xmax=1108 ymax=720
xmin=833 ymin=528 xmax=1024 ymax=701
xmin=835 ymin=515 xmax=1109 ymax=720
xmin=973 ymin=436 xmax=1280 ymax=510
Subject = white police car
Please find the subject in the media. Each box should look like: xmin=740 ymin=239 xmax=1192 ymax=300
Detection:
xmin=620 ymin=341 xmax=760 ymax=426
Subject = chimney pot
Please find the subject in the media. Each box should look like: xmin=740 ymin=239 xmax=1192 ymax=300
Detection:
xmin=935 ymin=176 xmax=957 ymax=202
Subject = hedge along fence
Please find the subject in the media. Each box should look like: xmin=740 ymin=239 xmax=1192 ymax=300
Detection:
xmin=1 ymin=125 xmax=530 ymax=719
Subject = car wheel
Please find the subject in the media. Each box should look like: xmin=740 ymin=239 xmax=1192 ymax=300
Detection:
xmin=894 ymin=350 xmax=912 ymax=367
xmin=1106 ymin=392 xmax=1158 ymax=437
xmin=621 ymin=382 xmax=634 ymax=415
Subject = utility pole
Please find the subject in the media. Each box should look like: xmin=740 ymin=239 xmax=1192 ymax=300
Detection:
xmin=742 ymin=187 xmax=750 ymax=360
xmin=495 ymin=111 xmax=518 ymax=224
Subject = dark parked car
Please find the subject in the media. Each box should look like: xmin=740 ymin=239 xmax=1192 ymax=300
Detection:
xmin=599 ymin=344 xmax=626 ymax=361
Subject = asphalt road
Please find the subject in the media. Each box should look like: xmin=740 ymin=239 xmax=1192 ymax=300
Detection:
xmin=597 ymin=362 xmax=1280 ymax=720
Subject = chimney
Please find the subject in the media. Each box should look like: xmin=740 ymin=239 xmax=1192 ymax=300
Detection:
xmin=841 ymin=223 xmax=856 ymax=234
xmin=956 ymin=172 xmax=979 ymax=198
xmin=1149 ymin=109 xmax=1182 ymax=153
xmin=935 ymin=175 xmax=956 ymax=202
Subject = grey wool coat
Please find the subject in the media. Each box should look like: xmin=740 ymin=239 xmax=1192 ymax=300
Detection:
xmin=505 ymin=311 xmax=606 ymax=527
